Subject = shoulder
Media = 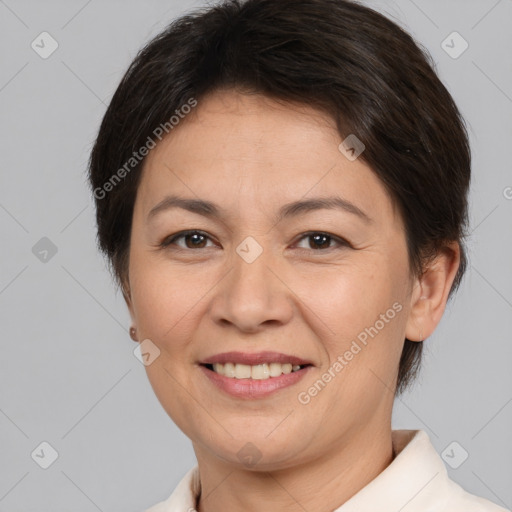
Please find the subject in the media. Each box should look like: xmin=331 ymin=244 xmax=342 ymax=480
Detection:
xmin=388 ymin=430 xmax=508 ymax=512
xmin=141 ymin=466 xmax=200 ymax=512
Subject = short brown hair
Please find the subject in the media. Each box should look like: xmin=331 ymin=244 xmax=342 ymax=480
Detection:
xmin=88 ymin=0 xmax=471 ymax=395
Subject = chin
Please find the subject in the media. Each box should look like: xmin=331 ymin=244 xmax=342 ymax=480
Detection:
xmin=195 ymin=427 xmax=316 ymax=472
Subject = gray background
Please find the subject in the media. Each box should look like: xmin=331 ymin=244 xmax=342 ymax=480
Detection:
xmin=0 ymin=0 xmax=511 ymax=511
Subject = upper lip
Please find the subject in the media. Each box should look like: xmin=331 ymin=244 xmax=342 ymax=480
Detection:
xmin=200 ymin=351 xmax=313 ymax=366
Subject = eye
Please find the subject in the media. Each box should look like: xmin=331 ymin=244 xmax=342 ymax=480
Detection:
xmin=158 ymin=230 xmax=350 ymax=252
xmin=294 ymin=231 xmax=349 ymax=251
xmin=160 ymin=230 xmax=217 ymax=249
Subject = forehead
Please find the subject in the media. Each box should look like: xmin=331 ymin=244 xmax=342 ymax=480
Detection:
xmin=135 ymin=90 xmax=397 ymax=224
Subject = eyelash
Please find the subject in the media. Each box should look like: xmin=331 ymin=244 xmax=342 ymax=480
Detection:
xmin=159 ymin=230 xmax=351 ymax=252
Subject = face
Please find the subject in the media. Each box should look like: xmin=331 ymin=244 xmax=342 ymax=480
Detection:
xmin=125 ymin=89 xmax=421 ymax=470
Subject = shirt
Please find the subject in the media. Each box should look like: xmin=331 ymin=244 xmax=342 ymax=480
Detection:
xmin=144 ymin=429 xmax=510 ymax=512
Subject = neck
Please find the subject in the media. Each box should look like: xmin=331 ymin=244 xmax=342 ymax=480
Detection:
xmin=195 ymin=423 xmax=394 ymax=512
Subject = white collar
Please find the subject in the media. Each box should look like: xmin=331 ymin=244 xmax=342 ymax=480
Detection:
xmin=146 ymin=430 xmax=507 ymax=512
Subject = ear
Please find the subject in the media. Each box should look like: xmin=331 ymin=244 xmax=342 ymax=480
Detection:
xmin=405 ymin=241 xmax=461 ymax=342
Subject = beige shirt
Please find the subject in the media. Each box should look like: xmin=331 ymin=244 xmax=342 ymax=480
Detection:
xmin=145 ymin=430 xmax=509 ymax=512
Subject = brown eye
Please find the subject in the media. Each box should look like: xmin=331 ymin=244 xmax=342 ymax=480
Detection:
xmin=161 ymin=230 xmax=214 ymax=249
xmin=295 ymin=232 xmax=349 ymax=251
xmin=309 ymin=233 xmax=331 ymax=249
xmin=184 ymin=233 xmax=207 ymax=248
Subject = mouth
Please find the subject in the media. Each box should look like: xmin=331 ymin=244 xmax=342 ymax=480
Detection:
xmin=201 ymin=362 xmax=311 ymax=379
xmin=199 ymin=350 xmax=313 ymax=380
xmin=198 ymin=351 xmax=314 ymax=398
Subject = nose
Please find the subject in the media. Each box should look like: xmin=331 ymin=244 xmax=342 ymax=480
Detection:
xmin=209 ymin=246 xmax=294 ymax=333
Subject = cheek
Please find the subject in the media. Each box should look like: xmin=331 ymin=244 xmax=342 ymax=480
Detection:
xmin=129 ymin=254 xmax=207 ymax=349
xmin=296 ymin=260 xmax=394 ymax=332
xmin=129 ymin=259 xmax=210 ymax=433
xmin=294 ymin=258 xmax=407 ymax=377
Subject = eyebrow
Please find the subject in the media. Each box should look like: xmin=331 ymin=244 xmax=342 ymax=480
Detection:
xmin=147 ymin=194 xmax=373 ymax=224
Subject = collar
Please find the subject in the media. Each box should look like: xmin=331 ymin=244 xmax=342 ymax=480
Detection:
xmin=149 ymin=430 xmax=505 ymax=512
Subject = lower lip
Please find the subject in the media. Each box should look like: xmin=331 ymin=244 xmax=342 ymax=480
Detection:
xmin=199 ymin=365 xmax=312 ymax=399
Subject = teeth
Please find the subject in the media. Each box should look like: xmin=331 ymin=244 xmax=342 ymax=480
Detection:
xmin=211 ymin=362 xmax=303 ymax=379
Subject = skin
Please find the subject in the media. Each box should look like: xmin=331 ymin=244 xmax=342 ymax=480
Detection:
xmin=124 ymin=89 xmax=460 ymax=512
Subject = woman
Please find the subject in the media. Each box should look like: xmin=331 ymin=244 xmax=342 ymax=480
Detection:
xmin=88 ymin=0 xmax=508 ymax=510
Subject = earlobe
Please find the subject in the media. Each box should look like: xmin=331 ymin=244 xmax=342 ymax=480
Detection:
xmin=129 ymin=326 xmax=138 ymax=342
xmin=405 ymin=242 xmax=460 ymax=342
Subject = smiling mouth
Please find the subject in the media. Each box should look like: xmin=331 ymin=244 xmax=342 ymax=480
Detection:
xmin=202 ymin=362 xmax=311 ymax=380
